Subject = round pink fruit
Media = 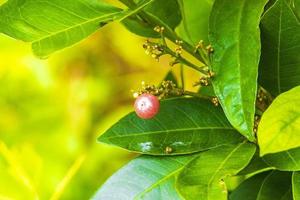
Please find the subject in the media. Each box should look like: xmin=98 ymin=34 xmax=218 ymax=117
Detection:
xmin=134 ymin=94 xmax=160 ymax=119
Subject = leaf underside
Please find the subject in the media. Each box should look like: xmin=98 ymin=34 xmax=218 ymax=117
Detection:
xmin=93 ymin=154 xmax=197 ymax=200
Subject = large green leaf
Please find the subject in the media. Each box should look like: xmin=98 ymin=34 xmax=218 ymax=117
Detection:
xmin=256 ymin=171 xmax=292 ymax=200
xmin=93 ymin=154 xmax=197 ymax=200
xmin=293 ymin=171 xmax=300 ymax=200
xmin=176 ymin=142 xmax=256 ymax=200
xmin=208 ymin=0 xmax=268 ymax=141
xmin=98 ymin=98 xmax=243 ymax=155
xmin=259 ymin=0 xmax=300 ymax=96
xmin=230 ymin=172 xmax=270 ymax=200
xmin=176 ymin=0 xmax=213 ymax=44
xmin=0 ymin=0 xmax=153 ymax=58
xmin=258 ymin=86 xmax=300 ymax=155
xmin=122 ymin=0 xmax=182 ymax=38
xmin=263 ymin=147 xmax=300 ymax=171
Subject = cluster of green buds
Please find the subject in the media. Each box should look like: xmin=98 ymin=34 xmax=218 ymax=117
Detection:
xmin=193 ymin=70 xmax=215 ymax=87
xmin=195 ymin=40 xmax=214 ymax=54
xmin=132 ymin=80 xmax=183 ymax=100
xmin=211 ymin=97 xmax=219 ymax=106
xmin=143 ymin=40 xmax=164 ymax=61
xmin=175 ymin=40 xmax=183 ymax=55
xmin=194 ymin=76 xmax=210 ymax=87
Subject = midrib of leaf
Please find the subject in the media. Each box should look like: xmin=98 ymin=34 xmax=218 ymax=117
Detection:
xmin=103 ymin=126 xmax=235 ymax=139
xmin=30 ymin=11 xmax=120 ymax=43
xmin=31 ymin=0 xmax=155 ymax=43
xmin=236 ymin=0 xmax=250 ymax=133
xmin=134 ymin=157 xmax=195 ymax=199
xmin=206 ymin=142 xmax=244 ymax=198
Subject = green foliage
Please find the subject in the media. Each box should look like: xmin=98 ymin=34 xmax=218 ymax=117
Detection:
xmin=176 ymin=143 xmax=256 ymax=200
xmin=263 ymin=147 xmax=300 ymax=171
xmin=0 ymin=0 xmax=153 ymax=58
xmin=230 ymin=171 xmax=293 ymax=200
xmin=230 ymin=172 xmax=270 ymax=200
xmin=259 ymin=0 xmax=300 ymax=96
xmin=98 ymin=98 xmax=243 ymax=155
xmin=208 ymin=0 xmax=268 ymax=141
xmin=293 ymin=172 xmax=300 ymax=199
xmin=256 ymin=171 xmax=292 ymax=200
xmin=2 ymin=0 xmax=300 ymax=198
xmin=93 ymin=154 xmax=197 ymax=199
xmin=176 ymin=0 xmax=212 ymax=44
xmin=237 ymin=153 xmax=274 ymax=177
xmin=122 ymin=0 xmax=181 ymax=38
xmin=258 ymin=86 xmax=300 ymax=155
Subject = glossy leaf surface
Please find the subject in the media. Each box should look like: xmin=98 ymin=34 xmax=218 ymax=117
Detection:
xmin=98 ymin=98 xmax=243 ymax=155
xmin=209 ymin=0 xmax=268 ymax=141
xmin=0 ymin=0 xmax=153 ymax=58
xmin=258 ymin=86 xmax=300 ymax=155
xmin=93 ymin=155 xmax=197 ymax=200
xmin=176 ymin=143 xmax=256 ymax=200
xmin=259 ymin=0 xmax=300 ymax=96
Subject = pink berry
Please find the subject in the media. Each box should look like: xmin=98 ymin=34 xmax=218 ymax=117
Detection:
xmin=134 ymin=94 xmax=160 ymax=119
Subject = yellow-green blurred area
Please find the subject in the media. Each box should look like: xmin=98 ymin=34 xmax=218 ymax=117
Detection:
xmin=0 ymin=5 xmax=200 ymax=200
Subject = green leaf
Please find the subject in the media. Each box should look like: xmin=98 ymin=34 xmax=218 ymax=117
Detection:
xmin=263 ymin=147 xmax=300 ymax=171
xmin=176 ymin=142 xmax=256 ymax=200
xmin=98 ymin=98 xmax=243 ymax=155
xmin=293 ymin=171 xmax=300 ymax=200
xmin=122 ymin=0 xmax=181 ymax=38
xmin=176 ymin=0 xmax=213 ymax=44
xmin=257 ymin=86 xmax=300 ymax=155
xmin=0 ymin=0 xmax=153 ymax=58
xmin=198 ymin=85 xmax=215 ymax=97
xmin=230 ymin=172 xmax=270 ymax=200
xmin=256 ymin=171 xmax=292 ymax=200
xmin=259 ymin=0 xmax=300 ymax=96
xmin=208 ymin=0 xmax=268 ymax=141
xmin=238 ymin=152 xmax=274 ymax=178
xmin=93 ymin=154 xmax=197 ymax=200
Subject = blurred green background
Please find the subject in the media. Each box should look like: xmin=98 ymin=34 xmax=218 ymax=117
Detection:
xmin=0 ymin=2 xmax=199 ymax=199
